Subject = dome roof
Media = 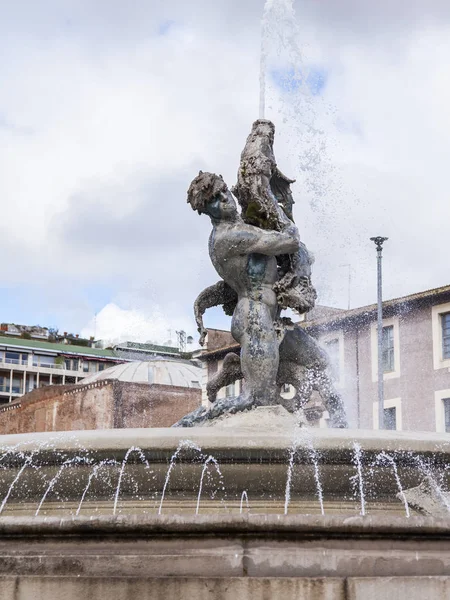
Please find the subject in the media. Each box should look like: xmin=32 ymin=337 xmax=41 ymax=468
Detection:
xmin=81 ymin=358 xmax=202 ymax=389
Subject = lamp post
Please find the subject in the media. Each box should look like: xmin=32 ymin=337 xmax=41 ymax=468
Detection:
xmin=370 ymin=236 xmax=388 ymax=430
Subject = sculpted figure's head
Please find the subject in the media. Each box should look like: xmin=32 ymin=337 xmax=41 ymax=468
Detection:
xmin=187 ymin=171 xmax=237 ymax=221
xmin=251 ymin=119 xmax=275 ymax=145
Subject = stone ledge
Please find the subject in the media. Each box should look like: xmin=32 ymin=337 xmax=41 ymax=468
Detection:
xmin=1 ymin=514 xmax=450 ymax=538
xmin=0 ymin=576 xmax=449 ymax=600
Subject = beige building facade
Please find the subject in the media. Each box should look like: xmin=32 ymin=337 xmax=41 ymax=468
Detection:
xmin=305 ymin=284 xmax=450 ymax=431
xmin=199 ymin=285 xmax=450 ymax=432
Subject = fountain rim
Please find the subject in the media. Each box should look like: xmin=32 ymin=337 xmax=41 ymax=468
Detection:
xmin=1 ymin=513 xmax=450 ymax=538
xmin=0 ymin=427 xmax=449 ymax=457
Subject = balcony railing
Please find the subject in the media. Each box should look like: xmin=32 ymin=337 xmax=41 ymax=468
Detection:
xmin=3 ymin=358 xmax=28 ymax=366
xmin=32 ymin=362 xmax=63 ymax=370
xmin=0 ymin=359 xmax=81 ymax=373
xmin=0 ymin=385 xmax=23 ymax=395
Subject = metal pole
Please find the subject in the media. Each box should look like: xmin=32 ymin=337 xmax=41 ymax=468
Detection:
xmin=370 ymin=237 xmax=388 ymax=429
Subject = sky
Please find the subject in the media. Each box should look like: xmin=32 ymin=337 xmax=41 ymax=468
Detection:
xmin=1 ymin=0 xmax=450 ymax=345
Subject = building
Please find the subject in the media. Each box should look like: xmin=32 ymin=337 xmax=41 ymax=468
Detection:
xmin=305 ymin=283 xmax=450 ymax=433
xmin=199 ymin=284 xmax=450 ymax=433
xmin=0 ymin=358 xmax=202 ymax=434
xmin=0 ymin=335 xmax=126 ymax=405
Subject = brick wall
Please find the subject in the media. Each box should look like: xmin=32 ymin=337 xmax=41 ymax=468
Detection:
xmin=206 ymin=329 xmax=235 ymax=351
xmin=0 ymin=380 xmax=200 ymax=434
xmin=113 ymin=381 xmax=200 ymax=428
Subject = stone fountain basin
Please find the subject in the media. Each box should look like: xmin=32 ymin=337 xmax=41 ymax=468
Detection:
xmin=0 ymin=426 xmax=449 ymax=516
xmin=1 ymin=426 xmax=450 ymax=598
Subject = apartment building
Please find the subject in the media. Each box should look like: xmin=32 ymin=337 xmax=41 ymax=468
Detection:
xmin=0 ymin=336 xmax=125 ymax=404
xmin=197 ymin=284 xmax=450 ymax=433
xmin=304 ymin=284 xmax=450 ymax=433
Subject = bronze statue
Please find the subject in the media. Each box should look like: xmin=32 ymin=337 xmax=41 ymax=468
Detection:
xmin=174 ymin=120 xmax=347 ymax=428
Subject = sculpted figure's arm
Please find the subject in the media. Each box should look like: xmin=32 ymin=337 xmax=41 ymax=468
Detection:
xmin=193 ymin=281 xmax=238 ymax=346
xmin=226 ymin=222 xmax=300 ymax=257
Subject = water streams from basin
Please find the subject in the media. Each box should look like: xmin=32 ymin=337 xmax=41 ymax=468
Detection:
xmin=114 ymin=446 xmax=154 ymax=515
xmin=240 ymin=490 xmax=249 ymax=514
xmin=284 ymin=427 xmax=325 ymax=515
xmin=375 ymin=451 xmax=410 ymax=518
xmin=0 ymin=434 xmax=448 ymax=517
xmin=352 ymin=442 xmax=366 ymax=516
xmin=158 ymin=439 xmax=204 ymax=515
xmin=415 ymin=455 xmax=450 ymax=513
xmin=195 ymin=455 xmax=226 ymax=515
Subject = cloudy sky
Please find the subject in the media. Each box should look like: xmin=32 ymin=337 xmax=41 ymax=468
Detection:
xmin=1 ymin=0 xmax=450 ymax=345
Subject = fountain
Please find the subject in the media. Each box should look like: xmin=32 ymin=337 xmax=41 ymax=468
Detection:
xmin=0 ymin=2 xmax=450 ymax=599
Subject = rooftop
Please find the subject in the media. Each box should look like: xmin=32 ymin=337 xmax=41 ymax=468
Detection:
xmin=80 ymin=358 xmax=202 ymax=388
xmin=305 ymin=282 xmax=450 ymax=329
xmin=0 ymin=334 xmax=123 ymax=360
xmin=198 ymin=283 xmax=450 ymax=358
xmin=115 ymin=341 xmax=180 ymax=354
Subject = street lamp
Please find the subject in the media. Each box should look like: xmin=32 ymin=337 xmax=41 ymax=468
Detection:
xmin=370 ymin=236 xmax=388 ymax=430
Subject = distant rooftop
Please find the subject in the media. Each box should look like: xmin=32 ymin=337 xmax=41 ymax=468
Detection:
xmin=81 ymin=359 xmax=201 ymax=388
xmin=114 ymin=341 xmax=180 ymax=354
xmin=0 ymin=335 xmax=123 ymax=359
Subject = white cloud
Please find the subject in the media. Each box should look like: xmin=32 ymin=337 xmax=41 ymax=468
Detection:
xmin=80 ymin=302 xmax=196 ymax=347
xmin=1 ymin=0 xmax=450 ymax=339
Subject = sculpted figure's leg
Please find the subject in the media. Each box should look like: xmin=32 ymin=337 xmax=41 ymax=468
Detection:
xmin=232 ymin=299 xmax=279 ymax=406
xmin=206 ymin=353 xmax=242 ymax=403
xmin=312 ymin=372 xmax=348 ymax=428
xmin=278 ymin=326 xmax=348 ymax=428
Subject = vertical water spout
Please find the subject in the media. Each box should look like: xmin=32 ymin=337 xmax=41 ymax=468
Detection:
xmin=284 ymin=445 xmax=296 ymax=515
xmin=352 ymin=442 xmax=366 ymax=516
xmin=376 ymin=452 xmax=410 ymax=517
xmin=77 ymin=459 xmax=118 ymax=516
xmin=0 ymin=454 xmax=33 ymax=515
xmin=158 ymin=440 xmax=204 ymax=515
xmin=308 ymin=441 xmax=325 ymax=516
xmin=113 ymin=447 xmax=152 ymax=516
xmin=36 ymin=456 xmax=89 ymax=516
xmin=259 ymin=18 xmax=267 ymax=119
xmin=195 ymin=455 xmax=225 ymax=516
xmin=240 ymin=491 xmax=249 ymax=514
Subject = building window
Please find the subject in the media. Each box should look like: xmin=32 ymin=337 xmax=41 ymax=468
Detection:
xmin=442 ymin=313 xmax=450 ymax=360
xmin=443 ymin=398 xmax=450 ymax=433
xmin=324 ymin=338 xmax=340 ymax=380
xmin=382 ymin=325 xmax=395 ymax=372
xmin=384 ymin=406 xmax=397 ymax=430
xmin=83 ymin=361 xmax=89 ymax=372
xmin=10 ymin=377 xmax=23 ymax=394
xmin=34 ymin=355 xmax=55 ymax=368
xmin=98 ymin=363 xmax=105 ymax=371
xmin=5 ymin=351 xmax=27 ymax=366
xmin=225 ymin=383 xmax=235 ymax=397
xmin=373 ymin=397 xmax=402 ymax=430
